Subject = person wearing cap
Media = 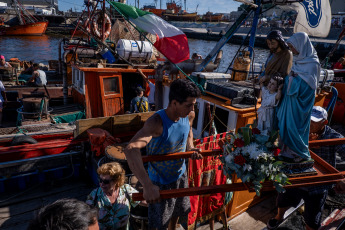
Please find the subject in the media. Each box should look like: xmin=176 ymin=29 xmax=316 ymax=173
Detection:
xmin=309 ymin=106 xmax=345 ymax=170
xmin=129 ymin=86 xmax=150 ymax=113
xmin=268 ymin=106 xmax=345 ymax=230
xmin=0 ymin=55 xmax=12 ymax=68
xmin=259 ymin=30 xmax=293 ymax=85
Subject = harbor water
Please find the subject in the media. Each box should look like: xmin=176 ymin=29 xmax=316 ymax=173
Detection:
xmin=0 ymin=35 xmax=270 ymax=71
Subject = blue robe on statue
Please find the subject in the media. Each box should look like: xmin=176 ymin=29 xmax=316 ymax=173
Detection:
xmin=277 ymin=32 xmax=320 ymax=160
xmin=277 ymin=76 xmax=315 ymax=159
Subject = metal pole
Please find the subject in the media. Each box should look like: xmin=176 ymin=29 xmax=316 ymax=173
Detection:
xmin=248 ymin=0 xmax=261 ymax=57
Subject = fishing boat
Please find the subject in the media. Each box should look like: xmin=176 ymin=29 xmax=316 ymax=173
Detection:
xmin=162 ymin=0 xmax=198 ymax=21
xmin=142 ymin=4 xmax=165 ymax=17
xmin=202 ymin=11 xmax=224 ymax=22
xmin=0 ymin=0 xmax=48 ymax=36
xmin=0 ymin=0 xmax=344 ymax=229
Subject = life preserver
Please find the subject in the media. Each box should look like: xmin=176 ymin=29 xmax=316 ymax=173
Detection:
xmin=92 ymin=13 xmax=111 ymax=41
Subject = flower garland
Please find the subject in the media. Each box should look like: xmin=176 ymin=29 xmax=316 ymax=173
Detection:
xmin=220 ymin=125 xmax=289 ymax=196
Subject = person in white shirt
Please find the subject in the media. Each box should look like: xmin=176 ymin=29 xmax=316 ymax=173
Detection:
xmin=0 ymin=55 xmax=12 ymax=68
xmin=28 ymin=63 xmax=47 ymax=86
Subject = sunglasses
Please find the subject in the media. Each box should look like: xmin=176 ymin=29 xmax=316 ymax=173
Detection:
xmin=98 ymin=178 xmax=111 ymax=185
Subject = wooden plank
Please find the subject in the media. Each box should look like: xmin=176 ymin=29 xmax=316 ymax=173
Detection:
xmin=74 ymin=116 xmax=113 ymax=139
xmin=112 ymin=112 xmax=154 ymax=136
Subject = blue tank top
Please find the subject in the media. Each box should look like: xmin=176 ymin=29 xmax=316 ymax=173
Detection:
xmin=146 ymin=109 xmax=190 ymax=184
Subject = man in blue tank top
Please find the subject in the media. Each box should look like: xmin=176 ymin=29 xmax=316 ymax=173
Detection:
xmin=125 ymin=79 xmax=202 ymax=230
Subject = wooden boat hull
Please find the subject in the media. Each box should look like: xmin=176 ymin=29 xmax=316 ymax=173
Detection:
xmin=0 ymin=21 xmax=48 ymax=36
xmin=164 ymin=13 xmax=198 ymax=21
xmin=203 ymin=15 xmax=223 ymax=22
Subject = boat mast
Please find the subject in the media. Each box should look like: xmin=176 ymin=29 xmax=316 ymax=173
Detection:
xmin=12 ymin=0 xmax=37 ymax=25
xmin=11 ymin=0 xmax=24 ymax=25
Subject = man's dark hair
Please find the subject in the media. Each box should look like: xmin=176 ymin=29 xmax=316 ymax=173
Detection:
xmin=169 ymin=79 xmax=201 ymax=104
xmin=27 ymin=198 xmax=98 ymax=230
xmin=33 ymin=63 xmax=39 ymax=68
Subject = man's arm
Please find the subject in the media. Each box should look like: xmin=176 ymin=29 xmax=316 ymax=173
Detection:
xmin=124 ymin=114 xmax=162 ymax=202
xmin=29 ymin=71 xmax=38 ymax=83
xmin=187 ymin=111 xmax=203 ymax=159
xmin=137 ymin=69 xmax=150 ymax=84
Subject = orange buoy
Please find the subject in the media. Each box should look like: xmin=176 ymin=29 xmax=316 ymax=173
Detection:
xmin=92 ymin=13 xmax=112 ymax=41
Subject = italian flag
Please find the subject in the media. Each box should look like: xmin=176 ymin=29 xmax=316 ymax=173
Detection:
xmin=109 ymin=2 xmax=190 ymax=64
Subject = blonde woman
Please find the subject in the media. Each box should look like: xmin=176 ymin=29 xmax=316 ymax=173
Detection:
xmin=86 ymin=162 xmax=141 ymax=230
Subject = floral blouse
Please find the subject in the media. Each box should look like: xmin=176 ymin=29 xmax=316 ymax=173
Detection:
xmin=86 ymin=184 xmax=139 ymax=230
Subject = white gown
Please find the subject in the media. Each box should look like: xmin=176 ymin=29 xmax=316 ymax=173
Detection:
xmin=257 ymin=86 xmax=278 ymax=135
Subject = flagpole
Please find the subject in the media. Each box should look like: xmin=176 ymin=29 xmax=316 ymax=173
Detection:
xmin=107 ymin=0 xmax=203 ymax=92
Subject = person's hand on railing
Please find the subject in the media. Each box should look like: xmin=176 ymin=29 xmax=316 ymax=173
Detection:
xmin=143 ymin=183 xmax=161 ymax=203
xmin=189 ymin=147 xmax=203 ymax=160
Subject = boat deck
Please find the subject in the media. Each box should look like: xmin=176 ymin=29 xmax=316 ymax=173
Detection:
xmin=0 ymin=178 xmax=95 ymax=230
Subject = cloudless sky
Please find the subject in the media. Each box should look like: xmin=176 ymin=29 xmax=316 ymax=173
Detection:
xmin=58 ymin=0 xmax=241 ymax=14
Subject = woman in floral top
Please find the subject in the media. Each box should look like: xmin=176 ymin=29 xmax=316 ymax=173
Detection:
xmin=86 ymin=162 xmax=140 ymax=230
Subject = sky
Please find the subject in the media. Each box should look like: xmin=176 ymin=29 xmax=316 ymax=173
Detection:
xmin=58 ymin=0 xmax=242 ymax=14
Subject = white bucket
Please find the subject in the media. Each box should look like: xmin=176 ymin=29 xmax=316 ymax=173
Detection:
xmin=116 ymin=39 xmax=153 ymax=62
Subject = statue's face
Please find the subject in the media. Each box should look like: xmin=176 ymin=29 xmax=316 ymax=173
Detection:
xmin=267 ymin=39 xmax=280 ymax=53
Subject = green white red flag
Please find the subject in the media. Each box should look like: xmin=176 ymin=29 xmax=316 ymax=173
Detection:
xmin=109 ymin=1 xmax=190 ymax=63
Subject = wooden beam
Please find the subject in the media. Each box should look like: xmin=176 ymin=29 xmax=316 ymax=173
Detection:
xmin=133 ymin=151 xmax=345 ymax=201
xmin=142 ymin=149 xmax=222 ymax=163
xmin=74 ymin=116 xmax=113 ymax=139
xmin=132 ymin=172 xmax=344 ymax=201
xmin=309 ymin=138 xmax=345 ymax=147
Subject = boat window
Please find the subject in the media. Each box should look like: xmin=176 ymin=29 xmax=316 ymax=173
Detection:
xmin=103 ymin=77 xmax=119 ymax=94
xmin=72 ymin=68 xmax=85 ymax=94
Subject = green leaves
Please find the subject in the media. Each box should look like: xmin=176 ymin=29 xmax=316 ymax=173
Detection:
xmin=221 ymin=125 xmax=289 ymax=197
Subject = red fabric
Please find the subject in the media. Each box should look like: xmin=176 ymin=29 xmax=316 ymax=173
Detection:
xmin=333 ymin=62 xmax=344 ymax=70
xmin=188 ymin=133 xmax=227 ymax=229
xmin=87 ymin=128 xmax=120 ymax=156
xmin=154 ymin=34 xmax=190 ymax=64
